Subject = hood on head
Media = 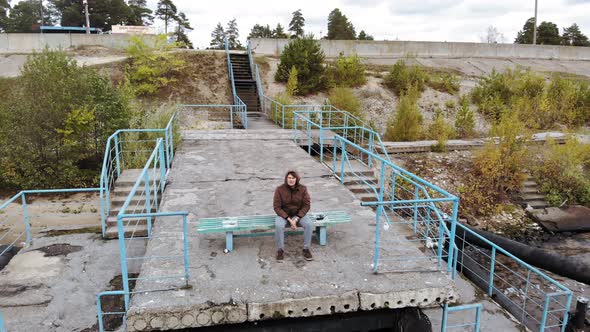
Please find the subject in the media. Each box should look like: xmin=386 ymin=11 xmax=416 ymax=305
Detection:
xmin=284 ymin=170 xmax=300 ymax=187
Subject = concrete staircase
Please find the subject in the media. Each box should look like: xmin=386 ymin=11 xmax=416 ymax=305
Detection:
xmin=104 ymin=169 xmax=157 ymax=239
xmin=322 ymin=153 xmax=379 ymax=206
xmin=230 ymin=53 xmax=259 ymax=113
xmin=515 ymin=174 xmax=549 ymax=210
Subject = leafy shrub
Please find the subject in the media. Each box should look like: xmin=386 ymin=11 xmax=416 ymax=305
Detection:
xmin=427 ymin=110 xmax=455 ymax=152
xmin=534 ymin=138 xmax=590 ymax=207
xmin=384 ymin=59 xmax=428 ymax=96
xmin=328 ymin=87 xmax=363 ymax=119
xmin=326 ymin=54 xmax=367 ymax=88
xmin=286 ymin=66 xmax=299 ymax=96
xmin=428 ymin=73 xmax=461 ymax=95
xmin=275 ymin=36 xmax=326 ymax=95
xmin=471 ymin=67 xmax=590 ymax=128
xmin=126 ymin=35 xmax=185 ymax=96
xmin=455 ymin=98 xmax=477 ymax=138
xmin=384 ymin=85 xmax=423 ymax=141
xmin=0 ymin=50 xmax=131 ymax=189
xmin=459 ymin=112 xmax=529 ymax=216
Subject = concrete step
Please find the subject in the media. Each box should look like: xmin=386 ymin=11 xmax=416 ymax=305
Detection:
xmin=518 ymin=193 xmax=547 ymax=201
xmin=104 ymin=223 xmax=149 ymax=239
xmin=525 ymin=200 xmax=549 ymax=209
xmin=344 ymin=170 xmax=374 ymax=178
xmin=356 ymin=193 xmax=378 ymax=202
xmin=520 ymin=187 xmax=539 ymax=194
xmin=522 ymin=180 xmax=538 ymax=188
xmin=343 ymin=177 xmax=378 ymax=186
xmin=346 ymin=184 xmax=376 ymax=194
xmin=109 ymin=207 xmax=157 ymax=217
xmin=106 ymin=216 xmax=149 ymax=227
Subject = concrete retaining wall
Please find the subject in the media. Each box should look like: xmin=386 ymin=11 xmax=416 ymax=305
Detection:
xmin=0 ymin=33 xmax=157 ymax=53
xmin=250 ymin=38 xmax=590 ymax=61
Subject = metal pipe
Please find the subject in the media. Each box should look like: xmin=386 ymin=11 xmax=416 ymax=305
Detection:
xmin=533 ymin=0 xmax=538 ymax=45
xmin=572 ymin=296 xmax=588 ymax=329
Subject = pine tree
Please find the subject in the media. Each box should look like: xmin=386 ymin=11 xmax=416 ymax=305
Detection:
xmin=273 ymin=23 xmax=288 ymax=39
xmin=128 ymin=0 xmax=153 ymax=26
xmin=327 ymin=8 xmax=356 ymax=40
xmin=288 ymin=9 xmax=304 ymax=38
xmin=0 ymin=0 xmax=10 ymax=32
xmin=357 ymin=30 xmax=374 ymax=40
xmin=226 ymin=18 xmax=241 ymax=49
xmin=174 ymin=12 xmax=193 ymax=49
xmin=562 ymin=23 xmax=590 ymax=46
xmin=286 ymin=65 xmax=298 ymax=96
xmin=515 ymin=17 xmax=535 ymax=44
xmin=537 ymin=21 xmax=561 ymax=45
xmin=210 ymin=22 xmax=225 ymax=49
xmin=155 ymin=0 xmax=177 ymax=34
xmin=248 ymin=24 xmax=273 ymax=39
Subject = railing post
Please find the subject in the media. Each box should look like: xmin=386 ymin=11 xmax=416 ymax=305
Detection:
xmin=447 ymin=198 xmax=459 ymax=272
xmin=488 ymin=247 xmax=496 ymax=296
xmin=333 ymin=138 xmax=338 ymax=175
xmin=340 ymin=141 xmax=346 ymax=183
xmin=441 ymin=303 xmax=449 ymax=332
xmin=282 ymin=105 xmax=285 ymax=128
xmin=114 ymin=134 xmax=121 ymax=177
xmin=372 ymin=162 xmax=386 ymax=274
xmin=540 ymin=294 xmax=551 ymax=331
xmin=293 ymin=114 xmax=299 ymax=144
xmin=96 ymin=294 xmax=104 ymax=332
xmin=413 ymin=187 xmax=419 ymax=233
xmin=230 ymin=105 xmax=234 ymax=129
xmin=474 ymin=305 xmax=482 ymax=332
xmin=307 ymin=121 xmax=312 ymax=155
xmin=159 ymin=140 xmax=166 ymax=195
xmin=368 ymin=131 xmax=373 ymax=168
xmin=390 ymin=171 xmax=397 ymax=213
xmin=117 ymin=216 xmax=130 ymax=309
xmin=21 ymin=193 xmax=31 ymax=245
xmin=561 ymin=293 xmax=573 ymax=332
xmin=100 ymin=186 xmax=106 ymax=237
xmin=183 ymin=214 xmax=190 ymax=287
xmin=319 ymin=127 xmax=324 ymax=163
xmin=145 ymin=171 xmax=152 ymax=238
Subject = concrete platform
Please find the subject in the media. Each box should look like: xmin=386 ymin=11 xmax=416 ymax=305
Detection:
xmin=125 ymin=129 xmax=458 ymax=331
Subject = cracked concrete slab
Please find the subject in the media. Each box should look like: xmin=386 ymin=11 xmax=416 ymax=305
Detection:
xmin=126 ymin=130 xmax=458 ymax=331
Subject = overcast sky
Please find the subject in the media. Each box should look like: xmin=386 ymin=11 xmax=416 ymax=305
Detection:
xmin=46 ymin=0 xmax=590 ymax=48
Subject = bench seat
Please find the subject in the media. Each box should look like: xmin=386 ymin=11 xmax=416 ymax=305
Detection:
xmin=197 ymin=211 xmax=351 ymax=252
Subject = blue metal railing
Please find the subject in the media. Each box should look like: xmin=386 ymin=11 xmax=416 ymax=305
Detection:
xmin=97 ymin=290 xmax=127 ymax=332
xmin=0 ymin=309 xmax=6 ymax=332
xmin=99 ymin=112 xmax=178 ymax=237
xmin=454 ymin=224 xmax=573 ymax=332
xmin=224 ymin=37 xmax=248 ymax=128
xmin=441 ymin=303 xmax=482 ymax=331
xmin=0 ymin=188 xmax=101 ymax=251
xmin=114 ymin=138 xmax=190 ymax=312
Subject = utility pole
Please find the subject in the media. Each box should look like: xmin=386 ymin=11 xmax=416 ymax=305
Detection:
xmin=532 ymin=0 xmax=538 ymax=45
xmin=40 ymin=0 xmax=43 ymax=27
xmin=83 ymin=0 xmax=90 ymax=34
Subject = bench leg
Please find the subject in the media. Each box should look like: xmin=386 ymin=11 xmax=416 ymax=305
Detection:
xmin=318 ymin=226 xmax=327 ymax=246
xmin=225 ymin=232 xmax=233 ymax=252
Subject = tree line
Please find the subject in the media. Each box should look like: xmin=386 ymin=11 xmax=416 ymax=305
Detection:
xmin=212 ymin=8 xmax=374 ymax=50
xmin=0 ymin=0 xmax=193 ymax=47
xmin=514 ymin=17 xmax=589 ymax=46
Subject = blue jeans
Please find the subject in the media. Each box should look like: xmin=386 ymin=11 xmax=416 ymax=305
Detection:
xmin=275 ymin=215 xmax=313 ymax=250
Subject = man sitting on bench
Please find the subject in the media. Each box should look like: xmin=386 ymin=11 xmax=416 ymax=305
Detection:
xmin=273 ymin=170 xmax=313 ymax=262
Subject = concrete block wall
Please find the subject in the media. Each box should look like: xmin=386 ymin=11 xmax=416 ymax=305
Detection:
xmin=249 ymin=38 xmax=590 ymax=61
xmin=0 ymin=33 xmax=157 ymax=53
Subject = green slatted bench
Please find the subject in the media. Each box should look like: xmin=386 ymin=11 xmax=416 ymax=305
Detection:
xmin=197 ymin=211 xmax=351 ymax=252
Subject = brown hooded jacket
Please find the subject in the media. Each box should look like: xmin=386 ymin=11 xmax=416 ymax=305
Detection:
xmin=273 ymin=170 xmax=311 ymax=219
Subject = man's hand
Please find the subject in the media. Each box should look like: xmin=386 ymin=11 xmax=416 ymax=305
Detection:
xmin=287 ymin=217 xmax=298 ymax=230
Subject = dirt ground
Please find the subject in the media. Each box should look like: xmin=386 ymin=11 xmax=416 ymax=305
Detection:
xmin=0 ymin=193 xmax=101 ymax=247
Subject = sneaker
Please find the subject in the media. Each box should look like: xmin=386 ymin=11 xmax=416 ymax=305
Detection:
xmin=276 ymin=249 xmax=284 ymax=262
xmin=303 ymin=248 xmax=313 ymax=261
